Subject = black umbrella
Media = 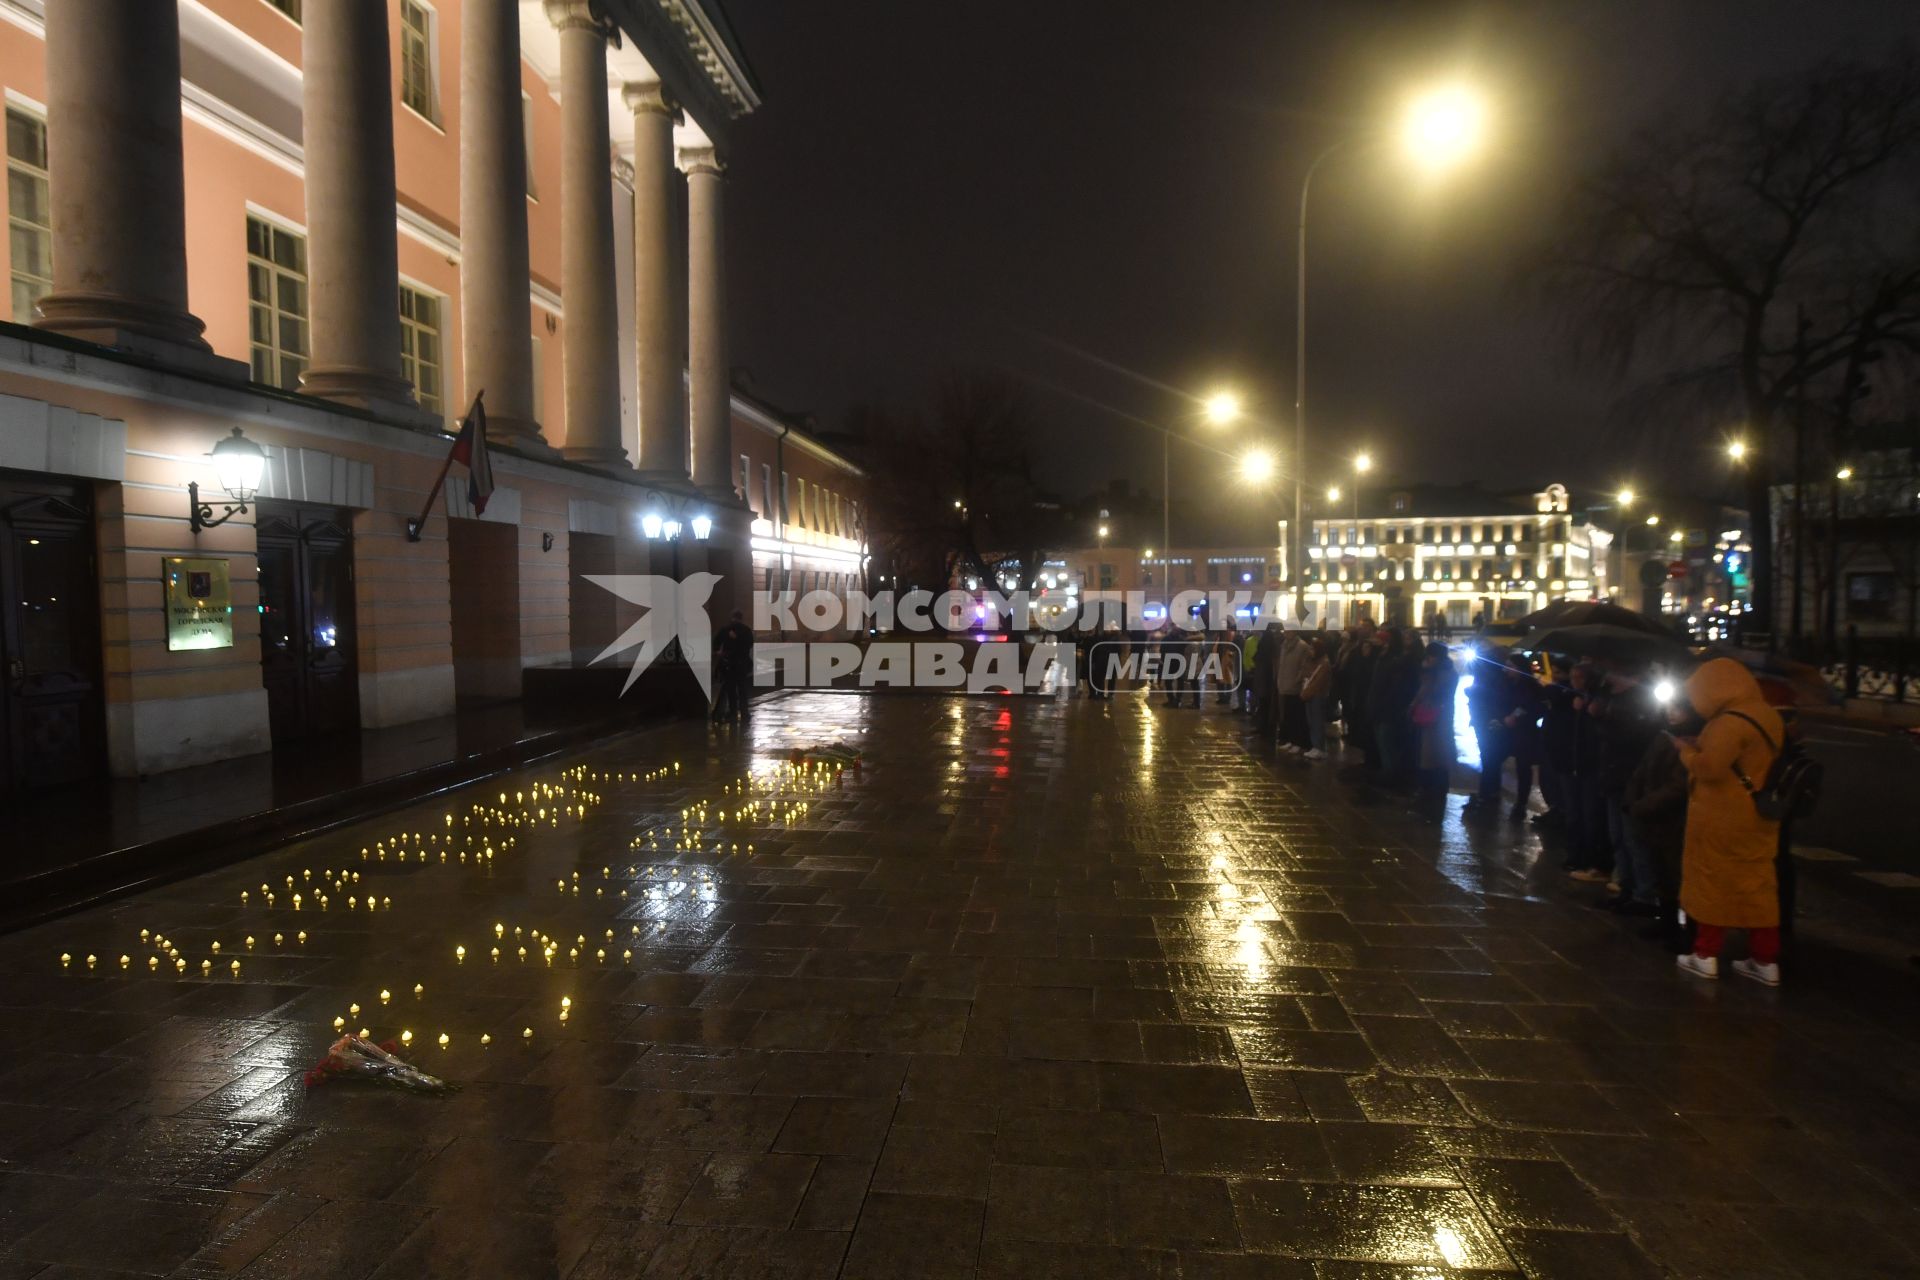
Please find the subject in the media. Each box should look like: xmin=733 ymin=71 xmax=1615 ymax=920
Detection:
xmin=1514 ymin=600 xmax=1676 ymax=638
xmin=1521 ymin=623 xmax=1692 ymax=668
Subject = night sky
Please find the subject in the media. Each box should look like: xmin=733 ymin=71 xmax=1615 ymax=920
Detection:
xmin=720 ymin=1 xmax=1916 ymax=526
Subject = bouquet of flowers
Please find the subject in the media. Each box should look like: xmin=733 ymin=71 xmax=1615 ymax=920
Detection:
xmin=786 ymin=741 xmax=863 ymax=770
xmin=303 ymin=1034 xmax=457 ymax=1094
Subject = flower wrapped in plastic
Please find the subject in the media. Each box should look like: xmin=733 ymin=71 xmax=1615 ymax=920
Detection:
xmin=304 ymin=1034 xmax=457 ymax=1094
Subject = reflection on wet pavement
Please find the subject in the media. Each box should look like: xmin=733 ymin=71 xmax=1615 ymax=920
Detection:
xmin=3 ymin=690 xmax=1919 ymax=1277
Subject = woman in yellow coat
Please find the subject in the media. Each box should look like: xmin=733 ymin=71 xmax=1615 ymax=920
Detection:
xmin=1674 ymin=658 xmax=1785 ymax=985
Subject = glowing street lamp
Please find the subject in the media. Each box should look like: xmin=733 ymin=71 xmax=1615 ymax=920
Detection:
xmin=1616 ymin=488 xmax=1635 ymax=508
xmin=1836 ymin=465 xmax=1854 ymax=481
xmin=1325 ymin=485 xmax=1342 ymax=503
xmin=1353 ymin=452 xmax=1373 ymax=475
xmin=1204 ymin=390 xmax=1243 ymax=426
xmin=1240 ymin=448 xmax=1277 ymax=485
xmin=1727 ymin=440 xmax=1748 ymax=463
xmin=1401 ymin=83 xmax=1490 ymax=173
xmin=1291 ymin=80 xmax=1491 ymax=616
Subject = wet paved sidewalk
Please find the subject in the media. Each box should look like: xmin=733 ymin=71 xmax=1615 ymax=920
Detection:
xmin=4 ymin=691 xmax=1919 ymax=1278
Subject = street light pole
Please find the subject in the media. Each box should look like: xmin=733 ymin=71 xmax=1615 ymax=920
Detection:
xmin=1162 ymin=431 xmax=1170 ymax=575
xmin=1294 ymin=137 xmax=1361 ymax=622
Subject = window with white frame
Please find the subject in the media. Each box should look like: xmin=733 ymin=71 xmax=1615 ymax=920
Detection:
xmin=398 ymin=283 xmax=444 ymax=414
xmin=400 ymin=1 xmax=439 ymax=124
xmin=6 ymin=106 xmax=52 ymax=324
xmin=246 ymin=214 xmax=308 ymax=390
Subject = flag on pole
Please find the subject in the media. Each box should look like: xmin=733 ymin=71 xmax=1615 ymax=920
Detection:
xmin=448 ymin=395 xmax=494 ymax=515
xmin=406 ymin=391 xmax=491 ymax=540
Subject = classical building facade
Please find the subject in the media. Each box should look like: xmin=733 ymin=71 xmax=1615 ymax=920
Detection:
xmin=0 ymin=0 xmax=862 ymax=791
xmin=1058 ymin=484 xmax=1614 ymax=630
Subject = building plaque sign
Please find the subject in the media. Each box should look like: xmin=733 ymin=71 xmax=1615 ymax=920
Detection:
xmin=164 ymin=556 xmax=234 ymax=652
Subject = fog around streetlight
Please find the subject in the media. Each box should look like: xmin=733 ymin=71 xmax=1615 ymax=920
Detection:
xmin=1204 ymin=390 xmax=1243 ymax=425
xmin=1239 ymin=447 xmax=1276 ymax=484
xmin=1401 ymin=82 xmax=1488 ymax=173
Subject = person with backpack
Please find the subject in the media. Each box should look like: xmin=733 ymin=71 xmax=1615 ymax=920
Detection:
xmin=1673 ymin=657 xmax=1787 ymax=986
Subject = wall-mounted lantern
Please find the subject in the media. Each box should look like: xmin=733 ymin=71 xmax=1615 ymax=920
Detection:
xmin=189 ymin=427 xmax=267 ymax=532
xmin=640 ymin=511 xmax=663 ymax=539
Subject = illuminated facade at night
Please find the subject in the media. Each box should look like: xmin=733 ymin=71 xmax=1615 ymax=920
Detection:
xmin=0 ymin=0 xmax=862 ymax=787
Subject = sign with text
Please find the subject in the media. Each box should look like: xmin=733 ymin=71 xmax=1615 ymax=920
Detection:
xmin=164 ymin=556 xmax=234 ymax=652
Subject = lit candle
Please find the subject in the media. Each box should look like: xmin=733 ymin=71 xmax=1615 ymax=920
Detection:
xmin=437 ymin=1032 xmax=449 ymax=1048
xmin=400 ymin=1030 xmax=412 ymax=1045
xmin=412 ymin=983 xmax=423 ymax=997
xmin=455 ymin=946 xmax=466 ymax=962
xmin=59 ymin=952 xmax=71 ymax=967
xmin=118 ymin=954 xmax=129 ymax=968
xmin=333 ymin=1016 xmax=345 ymax=1030
xmin=379 ymin=989 xmax=391 ymax=1004
xmin=480 ymin=1033 xmax=491 ymax=1046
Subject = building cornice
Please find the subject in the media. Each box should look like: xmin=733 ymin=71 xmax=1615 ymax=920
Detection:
xmin=732 ymin=398 xmax=865 ymax=477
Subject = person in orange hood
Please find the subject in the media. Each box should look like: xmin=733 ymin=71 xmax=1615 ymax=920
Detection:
xmin=1673 ymin=657 xmax=1785 ymax=985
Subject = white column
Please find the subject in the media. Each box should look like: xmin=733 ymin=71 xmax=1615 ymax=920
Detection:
xmin=34 ymin=0 xmax=221 ymax=365
xmin=681 ymin=146 xmax=731 ymax=494
xmin=545 ymin=0 xmax=627 ymax=469
xmin=299 ymin=0 xmax=418 ymax=415
xmin=460 ymin=0 xmax=546 ymax=451
xmin=625 ymin=81 xmax=687 ymax=480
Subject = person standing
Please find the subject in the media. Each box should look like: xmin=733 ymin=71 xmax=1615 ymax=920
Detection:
xmin=1274 ymin=631 xmax=1309 ymax=754
xmin=1564 ymin=664 xmax=1614 ymax=883
xmin=1368 ymin=628 xmax=1418 ymax=784
xmin=1215 ymin=620 xmax=1242 ymax=706
xmin=1301 ymin=636 xmax=1334 ymax=760
xmin=1342 ymin=621 xmax=1380 ymax=768
xmin=1674 ymin=658 xmax=1786 ymax=985
xmin=1411 ymin=641 xmax=1459 ymax=808
xmin=1597 ymin=671 xmax=1663 ymax=915
xmin=1463 ymin=650 xmax=1514 ymax=817
xmin=711 ymin=610 xmax=756 ymax=722
xmin=1626 ymin=720 xmax=1690 ymax=951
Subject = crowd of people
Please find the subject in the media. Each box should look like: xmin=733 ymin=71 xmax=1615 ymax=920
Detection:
xmin=1085 ymin=618 xmax=1798 ymax=987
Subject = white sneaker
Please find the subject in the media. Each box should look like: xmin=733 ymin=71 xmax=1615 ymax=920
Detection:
xmin=1731 ymin=958 xmax=1781 ymax=987
xmin=1281 ymin=744 xmax=1300 ymax=755
xmin=1305 ymin=749 xmax=1326 ymax=760
xmin=1676 ymin=953 xmax=1719 ymax=980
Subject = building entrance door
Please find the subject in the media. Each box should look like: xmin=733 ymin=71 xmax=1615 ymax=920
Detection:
xmin=0 ymin=474 xmax=103 ymax=793
xmin=257 ymin=502 xmax=359 ymax=742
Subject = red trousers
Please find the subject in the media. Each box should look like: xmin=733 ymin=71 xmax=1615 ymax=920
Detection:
xmin=1694 ymin=923 xmax=1780 ymax=965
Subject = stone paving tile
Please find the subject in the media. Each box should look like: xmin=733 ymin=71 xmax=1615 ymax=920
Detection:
xmin=6 ymin=691 xmax=1920 ymax=1278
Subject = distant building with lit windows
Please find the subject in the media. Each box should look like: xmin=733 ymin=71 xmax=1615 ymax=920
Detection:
xmin=1059 ymin=483 xmax=1615 ymax=630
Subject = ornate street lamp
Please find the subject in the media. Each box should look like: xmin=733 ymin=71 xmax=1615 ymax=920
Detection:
xmin=189 ymin=427 xmax=267 ymax=532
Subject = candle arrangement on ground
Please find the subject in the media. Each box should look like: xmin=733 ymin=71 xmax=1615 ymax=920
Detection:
xmin=47 ymin=750 xmax=857 ymax=1090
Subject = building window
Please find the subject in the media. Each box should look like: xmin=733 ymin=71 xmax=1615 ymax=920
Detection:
xmin=739 ymin=455 xmax=752 ymax=508
xmin=398 ymin=283 xmax=444 ymax=414
xmin=522 ymin=92 xmax=538 ymax=198
xmin=400 ymin=1 xmax=439 ymax=124
xmin=1847 ymin=571 xmax=1896 ymax=622
xmin=6 ymin=107 xmax=52 ymax=324
xmin=265 ymin=0 xmax=301 ymax=20
xmin=246 ymin=214 xmax=309 ymax=390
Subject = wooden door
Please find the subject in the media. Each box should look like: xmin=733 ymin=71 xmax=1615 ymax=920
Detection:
xmin=256 ymin=503 xmax=358 ymax=742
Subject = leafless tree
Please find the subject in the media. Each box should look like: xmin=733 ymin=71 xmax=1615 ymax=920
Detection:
xmin=1523 ymin=51 xmax=1920 ymax=637
xmin=857 ymin=372 xmax=1070 ymax=605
